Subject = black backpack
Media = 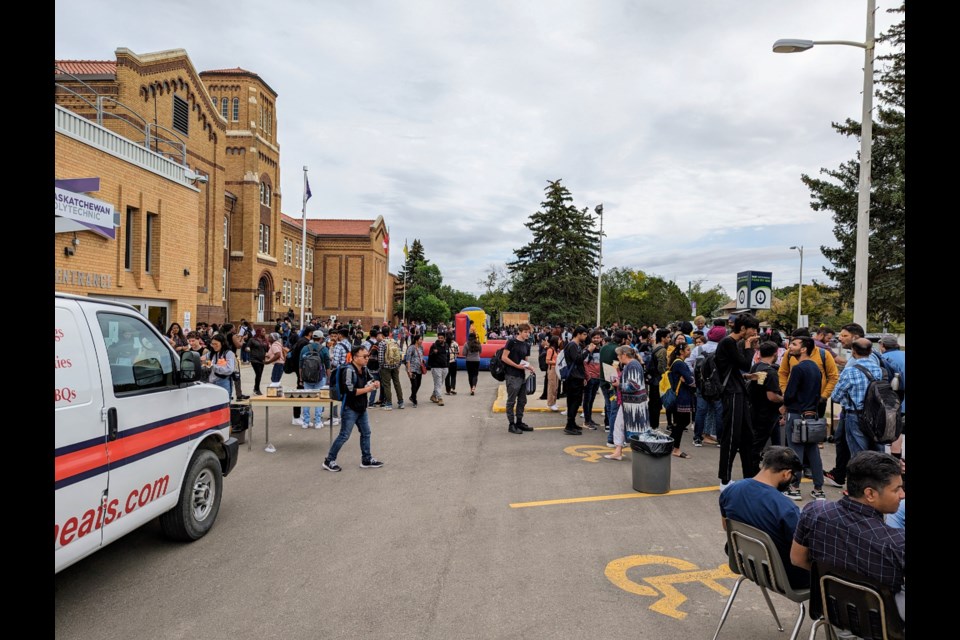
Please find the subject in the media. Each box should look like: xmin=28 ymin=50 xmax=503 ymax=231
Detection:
xmin=852 ymin=364 xmax=903 ymax=445
xmin=538 ymin=348 xmax=548 ymax=372
xmin=489 ymin=347 xmax=507 ymax=381
xmin=300 ymin=345 xmax=324 ymax=384
xmin=694 ymin=351 xmax=729 ymax=401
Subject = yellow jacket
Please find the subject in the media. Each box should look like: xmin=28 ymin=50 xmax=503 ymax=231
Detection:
xmin=778 ymin=346 xmax=839 ymax=399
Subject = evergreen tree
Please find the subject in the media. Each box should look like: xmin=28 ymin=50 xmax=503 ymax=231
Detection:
xmin=508 ymin=180 xmax=601 ymax=325
xmin=394 ymin=239 xmax=430 ymax=318
xmin=804 ymin=3 xmax=904 ymax=328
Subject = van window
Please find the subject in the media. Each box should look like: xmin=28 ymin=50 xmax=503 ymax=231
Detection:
xmin=97 ymin=312 xmax=175 ymax=395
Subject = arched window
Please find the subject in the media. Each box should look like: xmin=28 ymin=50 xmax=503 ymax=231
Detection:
xmin=232 ymin=97 xmax=239 ymax=121
xmin=221 ymin=97 xmax=229 ymax=119
xmin=259 ymin=183 xmax=266 ymax=204
xmin=266 ymin=185 xmax=271 ymax=206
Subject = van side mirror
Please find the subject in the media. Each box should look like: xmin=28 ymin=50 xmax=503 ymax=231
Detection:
xmin=179 ymin=351 xmax=201 ymax=383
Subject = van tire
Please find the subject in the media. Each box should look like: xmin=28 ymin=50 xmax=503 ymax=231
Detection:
xmin=160 ymin=449 xmax=223 ymax=541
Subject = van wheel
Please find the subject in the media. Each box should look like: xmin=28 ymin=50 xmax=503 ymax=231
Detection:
xmin=160 ymin=449 xmax=223 ymax=541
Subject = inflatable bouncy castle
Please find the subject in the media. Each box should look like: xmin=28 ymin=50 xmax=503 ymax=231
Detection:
xmin=423 ymin=307 xmax=508 ymax=371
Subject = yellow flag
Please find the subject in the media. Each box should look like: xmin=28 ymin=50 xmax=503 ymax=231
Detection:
xmin=403 ymin=240 xmax=409 ymax=259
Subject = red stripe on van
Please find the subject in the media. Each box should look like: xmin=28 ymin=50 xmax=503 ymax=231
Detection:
xmin=54 ymin=407 xmax=229 ymax=483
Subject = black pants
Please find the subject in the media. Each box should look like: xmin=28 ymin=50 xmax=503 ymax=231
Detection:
xmin=565 ymin=377 xmax=585 ymax=430
xmin=648 ymin=384 xmax=662 ymax=430
xmin=292 ymin=373 xmax=303 ymax=418
xmin=672 ymin=411 xmax=690 ymax=450
xmin=445 ymin=363 xmax=458 ymax=392
xmin=539 ymin=369 xmax=549 ymax=398
xmin=718 ymin=392 xmax=758 ymax=484
xmin=466 ymin=361 xmax=480 ymax=389
xmin=409 ymin=372 xmax=422 ymax=404
xmin=751 ymin=412 xmax=781 ymax=463
xmin=252 ymin=362 xmax=264 ymax=393
xmin=829 ymin=408 xmax=851 ymax=483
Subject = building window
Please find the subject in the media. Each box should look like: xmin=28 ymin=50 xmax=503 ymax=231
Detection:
xmin=265 ymin=185 xmax=271 ymax=206
xmin=124 ymin=207 xmax=135 ymax=271
xmin=145 ymin=214 xmax=155 ymax=273
xmin=306 ymin=285 xmax=313 ymax=310
xmin=259 ymin=224 xmax=270 ymax=254
xmin=306 ymin=248 xmax=313 ymax=272
xmin=232 ymin=97 xmax=239 ymax=122
xmin=222 ymin=269 xmax=227 ymax=302
xmin=223 ymin=216 xmax=228 ymax=250
xmin=295 ymin=282 xmax=301 ymax=307
xmin=221 ymin=97 xmax=229 ymax=119
xmin=282 ymin=280 xmax=291 ymax=305
xmin=295 ymin=243 xmax=301 ymax=268
xmin=285 ymin=239 xmax=292 ymax=265
xmin=260 ymin=183 xmax=265 ymax=205
xmin=172 ymin=95 xmax=189 ymax=135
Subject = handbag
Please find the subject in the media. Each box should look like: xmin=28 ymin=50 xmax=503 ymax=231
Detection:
xmin=791 ymin=412 xmax=827 ymax=444
xmin=524 ymin=372 xmax=537 ymax=395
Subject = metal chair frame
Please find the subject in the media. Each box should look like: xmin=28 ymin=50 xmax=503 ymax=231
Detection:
xmin=713 ymin=518 xmax=811 ymax=640
xmin=808 ymin=563 xmax=904 ymax=640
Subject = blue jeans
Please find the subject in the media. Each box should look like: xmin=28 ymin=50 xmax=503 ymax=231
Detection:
xmin=368 ymin=371 xmax=380 ymax=406
xmin=270 ymin=363 xmax=284 ymax=384
xmin=605 ymin=389 xmax=619 ymax=444
xmin=787 ymin=412 xmax=824 ymax=489
xmin=326 ymin=403 xmax=371 ymax=463
xmin=211 ymin=375 xmax=232 ymax=398
xmin=583 ymin=378 xmax=601 ymax=424
xmin=302 ymin=378 xmax=325 ymax=425
xmin=694 ymin=394 xmax=723 ymax=440
xmin=844 ymin=410 xmax=882 ymax=457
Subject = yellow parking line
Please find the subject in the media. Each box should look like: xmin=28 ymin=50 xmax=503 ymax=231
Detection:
xmin=510 ymin=485 xmax=719 ymax=508
xmin=510 ymin=478 xmax=818 ymax=509
xmin=533 ymin=426 xmax=565 ymax=430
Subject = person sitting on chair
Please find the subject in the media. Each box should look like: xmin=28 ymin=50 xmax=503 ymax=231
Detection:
xmin=790 ymin=450 xmax=905 ymax=623
xmin=719 ymin=446 xmax=809 ymax=589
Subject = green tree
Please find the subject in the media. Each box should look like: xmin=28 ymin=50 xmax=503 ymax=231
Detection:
xmin=687 ymin=280 xmax=729 ymax=320
xmin=598 ymin=268 xmax=691 ymax=326
xmin=477 ymin=264 xmax=513 ymax=320
xmin=409 ymin=294 xmax=450 ymax=326
xmin=758 ymin=285 xmax=840 ymax=334
xmin=437 ymin=285 xmax=479 ymax=315
xmin=508 ymin=180 xmax=601 ymax=325
xmin=804 ymin=3 xmax=904 ymax=329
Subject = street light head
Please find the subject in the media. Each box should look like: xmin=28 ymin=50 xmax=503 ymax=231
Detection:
xmin=790 ymin=245 xmax=798 ymax=250
xmin=773 ymin=39 xmax=814 ymax=53
xmin=595 ymin=204 xmax=603 ymax=216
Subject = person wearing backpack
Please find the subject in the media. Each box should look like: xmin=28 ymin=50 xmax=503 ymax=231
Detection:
xmin=878 ymin=335 xmax=905 ymax=460
xmin=691 ymin=324 xmax=726 ymax=447
xmin=377 ymin=327 xmax=406 ymax=410
xmin=322 ymin=344 xmax=383 ymax=472
xmin=501 ymin=323 xmax=534 ymax=434
xmin=362 ymin=329 xmax=381 ymax=408
xmin=645 ymin=329 xmax=670 ymax=431
xmin=298 ymin=331 xmax=327 ymax=429
xmin=830 ymin=338 xmax=887 ymax=458
xmin=715 ymin=313 xmax=762 ymax=489
xmin=287 ymin=325 xmax=316 ymax=426
xmin=561 ymin=326 xmax=595 ymax=436
xmin=404 ymin=335 xmax=425 ymax=407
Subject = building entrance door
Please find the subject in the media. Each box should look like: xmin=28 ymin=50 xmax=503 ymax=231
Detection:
xmin=257 ymin=294 xmax=265 ymax=323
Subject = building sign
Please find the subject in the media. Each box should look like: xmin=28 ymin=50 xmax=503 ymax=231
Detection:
xmin=55 ymin=269 xmax=113 ymax=289
xmin=54 ymin=187 xmax=116 ymax=240
xmin=735 ymin=270 xmax=773 ymax=311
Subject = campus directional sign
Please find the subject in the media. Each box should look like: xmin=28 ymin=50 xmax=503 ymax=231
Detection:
xmin=736 ymin=270 xmax=772 ymax=311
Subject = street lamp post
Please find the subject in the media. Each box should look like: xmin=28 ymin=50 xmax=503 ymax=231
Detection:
xmin=595 ymin=204 xmax=603 ymax=328
xmin=790 ymin=245 xmax=804 ymax=329
xmin=773 ymin=0 xmax=874 ymax=329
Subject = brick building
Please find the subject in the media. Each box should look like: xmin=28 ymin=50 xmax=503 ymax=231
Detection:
xmin=55 ymin=47 xmax=394 ymax=332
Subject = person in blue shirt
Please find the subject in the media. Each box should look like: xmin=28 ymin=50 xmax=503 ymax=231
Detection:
xmin=719 ymin=446 xmax=809 ymax=589
xmin=879 ymin=335 xmax=905 ymax=460
xmin=831 ymin=338 xmax=885 ymax=457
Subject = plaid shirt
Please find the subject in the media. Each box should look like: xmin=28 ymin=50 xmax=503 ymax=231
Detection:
xmin=794 ymin=496 xmax=905 ymax=590
xmin=831 ymin=356 xmax=883 ymax=410
xmin=330 ymin=340 xmax=350 ymax=368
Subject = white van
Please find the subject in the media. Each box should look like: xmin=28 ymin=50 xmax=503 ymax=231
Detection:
xmin=55 ymin=293 xmax=239 ymax=574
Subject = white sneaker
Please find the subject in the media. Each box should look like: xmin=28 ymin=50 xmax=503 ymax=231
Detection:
xmin=327 ymin=418 xmax=340 ymax=426
xmin=719 ymin=480 xmax=737 ymax=493
xmin=549 ymin=405 xmax=560 ymax=411
xmin=292 ymin=418 xmax=304 ymax=426
xmin=313 ymin=423 xmax=324 ymax=429
xmin=560 ymin=410 xmax=567 ymax=416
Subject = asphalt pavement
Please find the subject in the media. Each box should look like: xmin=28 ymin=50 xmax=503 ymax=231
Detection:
xmin=54 ymin=358 xmax=843 ymax=640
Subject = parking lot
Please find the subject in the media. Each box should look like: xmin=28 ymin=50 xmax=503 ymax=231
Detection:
xmin=54 ymin=364 xmax=844 ymax=640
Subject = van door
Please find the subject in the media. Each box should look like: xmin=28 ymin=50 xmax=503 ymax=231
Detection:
xmin=55 ymin=300 xmax=108 ymax=573
xmin=87 ymin=309 xmax=192 ymax=546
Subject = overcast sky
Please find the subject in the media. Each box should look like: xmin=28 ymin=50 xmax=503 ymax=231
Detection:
xmin=55 ymin=0 xmax=900 ymax=301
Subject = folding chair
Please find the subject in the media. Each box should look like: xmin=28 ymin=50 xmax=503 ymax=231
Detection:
xmin=808 ymin=563 xmax=905 ymax=640
xmin=713 ymin=519 xmax=811 ymax=640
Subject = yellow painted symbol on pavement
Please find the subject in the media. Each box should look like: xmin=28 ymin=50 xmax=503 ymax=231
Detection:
xmin=563 ymin=445 xmax=626 ymax=463
xmin=604 ymin=554 xmax=739 ymax=620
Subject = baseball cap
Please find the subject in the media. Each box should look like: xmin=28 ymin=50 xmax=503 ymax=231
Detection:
xmin=312 ymin=330 xmax=324 ymax=339
xmin=879 ymin=335 xmax=899 ymax=349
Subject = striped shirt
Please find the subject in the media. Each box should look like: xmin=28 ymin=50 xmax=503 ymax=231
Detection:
xmin=794 ymin=496 xmax=904 ymax=591
xmin=831 ymin=357 xmax=883 ymax=411
xmin=405 ymin=344 xmax=424 ymax=372
xmin=330 ymin=340 xmax=350 ymax=368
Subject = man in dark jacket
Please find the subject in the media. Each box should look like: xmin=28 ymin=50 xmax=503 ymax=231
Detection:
xmin=322 ymin=344 xmax=383 ymax=472
xmin=715 ymin=313 xmax=761 ymax=489
xmin=427 ymin=333 xmax=449 ymax=406
xmin=562 ymin=326 xmax=596 ymax=435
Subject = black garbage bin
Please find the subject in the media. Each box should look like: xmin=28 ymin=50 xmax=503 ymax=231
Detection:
xmin=230 ymin=403 xmax=252 ymax=445
xmin=629 ymin=433 xmax=673 ymax=494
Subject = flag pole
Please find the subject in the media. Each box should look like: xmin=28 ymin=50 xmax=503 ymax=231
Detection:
xmin=384 ymin=226 xmax=389 ymax=324
xmin=402 ymin=238 xmax=408 ymax=330
xmin=300 ymin=166 xmax=309 ymax=331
